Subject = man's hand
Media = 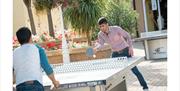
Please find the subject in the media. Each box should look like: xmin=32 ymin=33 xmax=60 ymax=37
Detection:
xmin=50 ymin=80 xmax=60 ymax=90
xmin=128 ymin=48 xmax=134 ymax=57
xmin=53 ymin=80 xmax=60 ymax=88
xmin=48 ymin=73 xmax=60 ymax=90
xmin=93 ymin=48 xmax=97 ymax=54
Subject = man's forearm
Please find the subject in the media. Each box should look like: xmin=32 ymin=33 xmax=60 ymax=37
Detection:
xmin=48 ymin=73 xmax=57 ymax=83
xmin=95 ymin=43 xmax=105 ymax=51
xmin=36 ymin=44 xmax=60 ymax=88
xmin=127 ymin=39 xmax=133 ymax=49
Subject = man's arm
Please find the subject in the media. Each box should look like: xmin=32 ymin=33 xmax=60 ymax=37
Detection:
xmin=35 ymin=44 xmax=60 ymax=88
xmin=117 ymin=27 xmax=133 ymax=48
xmin=117 ymin=27 xmax=134 ymax=56
xmin=94 ymin=33 xmax=105 ymax=53
xmin=47 ymin=73 xmax=60 ymax=89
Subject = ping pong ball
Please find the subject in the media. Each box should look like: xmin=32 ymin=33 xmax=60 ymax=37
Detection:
xmin=93 ymin=55 xmax=96 ymax=58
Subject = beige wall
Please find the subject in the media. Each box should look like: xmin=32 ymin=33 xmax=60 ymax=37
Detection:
xmin=135 ymin=0 xmax=145 ymax=33
xmin=146 ymin=0 xmax=155 ymax=31
xmin=33 ymin=7 xmax=63 ymax=35
xmin=13 ymin=1 xmax=63 ymax=36
xmin=135 ymin=0 xmax=155 ymax=33
xmin=13 ymin=0 xmax=28 ymax=35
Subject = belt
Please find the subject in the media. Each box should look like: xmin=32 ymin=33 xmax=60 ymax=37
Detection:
xmin=17 ymin=80 xmax=36 ymax=87
xmin=24 ymin=80 xmax=34 ymax=84
xmin=113 ymin=47 xmax=128 ymax=54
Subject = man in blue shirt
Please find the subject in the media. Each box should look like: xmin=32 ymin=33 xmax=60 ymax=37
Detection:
xmin=13 ymin=27 xmax=59 ymax=91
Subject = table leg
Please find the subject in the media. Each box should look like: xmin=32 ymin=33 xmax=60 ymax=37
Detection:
xmin=109 ymin=80 xmax=127 ymax=91
xmin=90 ymin=86 xmax=96 ymax=91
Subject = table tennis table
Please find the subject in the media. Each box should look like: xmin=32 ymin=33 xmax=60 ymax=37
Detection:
xmin=43 ymin=56 xmax=144 ymax=91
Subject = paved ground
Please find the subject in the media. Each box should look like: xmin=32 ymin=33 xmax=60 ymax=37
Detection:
xmin=126 ymin=41 xmax=167 ymax=91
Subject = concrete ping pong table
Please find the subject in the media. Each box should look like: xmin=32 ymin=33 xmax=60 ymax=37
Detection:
xmin=43 ymin=56 xmax=144 ymax=91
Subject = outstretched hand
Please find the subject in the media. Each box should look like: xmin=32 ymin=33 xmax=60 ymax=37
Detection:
xmin=93 ymin=48 xmax=97 ymax=54
xmin=128 ymin=48 xmax=134 ymax=57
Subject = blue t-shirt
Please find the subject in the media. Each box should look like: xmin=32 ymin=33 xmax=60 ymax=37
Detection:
xmin=35 ymin=44 xmax=53 ymax=75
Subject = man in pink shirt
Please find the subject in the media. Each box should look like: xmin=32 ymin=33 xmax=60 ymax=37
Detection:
xmin=94 ymin=17 xmax=149 ymax=91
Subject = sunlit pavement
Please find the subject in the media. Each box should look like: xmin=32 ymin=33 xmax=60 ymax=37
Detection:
xmin=127 ymin=41 xmax=167 ymax=91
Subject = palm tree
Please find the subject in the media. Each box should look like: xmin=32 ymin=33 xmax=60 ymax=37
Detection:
xmin=23 ymin=0 xmax=36 ymax=35
xmin=46 ymin=1 xmax=55 ymax=38
xmin=34 ymin=0 xmax=60 ymax=38
xmin=64 ymin=0 xmax=103 ymax=45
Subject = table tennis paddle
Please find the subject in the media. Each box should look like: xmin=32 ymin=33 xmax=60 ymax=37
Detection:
xmin=86 ymin=47 xmax=96 ymax=58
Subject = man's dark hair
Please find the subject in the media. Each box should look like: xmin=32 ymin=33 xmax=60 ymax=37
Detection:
xmin=98 ymin=17 xmax=108 ymax=25
xmin=16 ymin=27 xmax=32 ymax=45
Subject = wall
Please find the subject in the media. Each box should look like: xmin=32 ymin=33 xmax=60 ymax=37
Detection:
xmin=13 ymin=1 xmax=63 ymax=36
xmin=13 ymin=0 xmax=28 ymax=35
xmin=134 ymin=0 xmax=156 ymax=33
xmin=134 ymin=0 xmax=145 ymax=33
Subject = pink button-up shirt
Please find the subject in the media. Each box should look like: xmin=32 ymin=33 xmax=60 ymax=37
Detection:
xmin=95 ymin=26 xmax=133 ymax=52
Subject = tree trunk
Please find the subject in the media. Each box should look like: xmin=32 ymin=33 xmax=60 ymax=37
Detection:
xmin=47 ymin=9 xmax=55 ymax=38
xmin=23 ymin=0 xmax=36 ymax=35
xmin=86 ymin=30 xmax=92 ymax=46
xmin=27 ymin=7 xmax=36 ymax=35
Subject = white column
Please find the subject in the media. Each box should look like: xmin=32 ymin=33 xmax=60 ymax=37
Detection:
xmin=58 ymin=5 xmax=70 ymax=63
xmin=142 ymin=0 xmax=150 ymax=60
xmin=157 ymin=0 xmax=163 ymax=30
xmin=142 ymin=0 xmax=148 ymax=32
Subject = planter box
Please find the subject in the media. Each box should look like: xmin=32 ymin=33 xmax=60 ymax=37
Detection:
xmin=46 ymin=45 xmax=111 ymax=64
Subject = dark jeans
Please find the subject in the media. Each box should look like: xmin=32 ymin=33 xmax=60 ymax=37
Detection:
xmin=16 ymin=80 xmax=44 ymax=91
xmin=112 ymin=47 xmax=148 ymax=89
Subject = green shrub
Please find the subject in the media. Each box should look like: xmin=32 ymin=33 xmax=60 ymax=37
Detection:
xmin=105 ymin=1 xmax=138 ymax=35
